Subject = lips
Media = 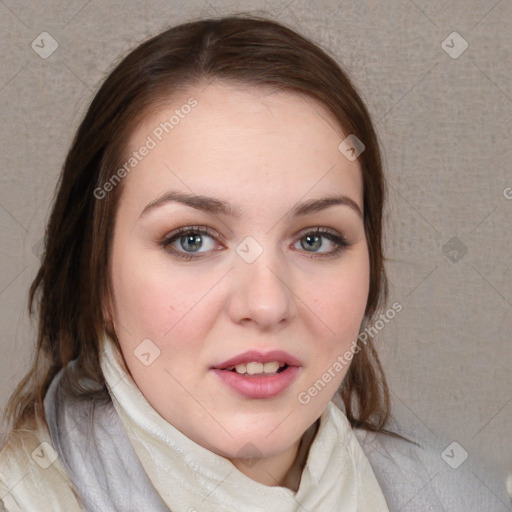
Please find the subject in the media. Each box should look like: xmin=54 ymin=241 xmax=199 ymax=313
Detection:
xmin=210 ymin=349 xmax=302 ymax=399
xmin=212 ymin=350 xmax=302 ymax=370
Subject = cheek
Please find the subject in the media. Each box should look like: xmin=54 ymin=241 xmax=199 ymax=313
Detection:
xmin=111 ymin=261 xmax=209 ymax=388
xmin=310 ymin=250 xmax=370 ymax=343
xmin=110 ymin=243 xmax=185 ymax=337
xmin=111 ymin=244 xmax=223 ymax=346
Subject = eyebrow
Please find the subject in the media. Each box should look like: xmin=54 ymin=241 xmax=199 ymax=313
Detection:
xmin=139 ymin=190 xmax=363 ymax=220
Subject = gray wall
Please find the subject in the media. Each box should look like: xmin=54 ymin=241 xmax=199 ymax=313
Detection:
xmin=1 ymin=0 xmax=510 ymax=504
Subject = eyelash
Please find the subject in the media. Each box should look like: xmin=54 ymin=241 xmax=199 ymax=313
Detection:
xmin=159 ymin=225 xmax=351 ymax=261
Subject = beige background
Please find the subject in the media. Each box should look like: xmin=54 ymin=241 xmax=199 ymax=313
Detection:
xmin=0 ymin=0 xmax=510 ymax=506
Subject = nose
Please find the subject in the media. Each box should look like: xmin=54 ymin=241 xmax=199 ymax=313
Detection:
xmin=227 ymin=242 xmax=296 ymax=331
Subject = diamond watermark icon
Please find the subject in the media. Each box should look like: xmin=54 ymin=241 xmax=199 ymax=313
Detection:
xmin=32 ymin=237 xmax=45 ymax=261
xmin=31 ymin=441 xmax=58 ymax=469
xmin=237 ymin=442 xmax=263 ymax=468
xmin=31 ymin=32 xmax=58 ymax=59
xmin=441 ymin=441 xmax=468 ymax=469
xmin=442 ymin=236 xmax=467 ymax=263
xmin=441 ymin=32 xmax=468 ymax=59
xmin=338 ymin=134 xmax=365 ymax=161
xmin=134 ymin=338 xmax=161 ymax=366
xmin=236 ymin=236 xmax=264 ymax=264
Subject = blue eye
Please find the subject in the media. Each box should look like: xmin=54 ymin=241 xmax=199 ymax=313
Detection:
xmin=160 ymin=226 xmax=351 ymax=261
xmin=176 ymin=233 xmax=212 ymax=252
xmin=293 ymin=228 xmax=350 ymax=259
xmin=161 ymin=226 xmax=221 ymax=260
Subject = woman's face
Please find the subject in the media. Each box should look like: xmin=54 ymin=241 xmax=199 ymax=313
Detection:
xmin=108 ymin=82 xmax=369 ymax=464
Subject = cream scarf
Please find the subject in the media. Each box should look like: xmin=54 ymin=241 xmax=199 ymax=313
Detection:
xmin=95 ymin=333 xmax=390 ymax=511
xmin=3 ymin=331 xmax=506 ymax=510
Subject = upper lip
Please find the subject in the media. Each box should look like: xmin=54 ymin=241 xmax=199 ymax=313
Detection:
xmin=212 ymin=350 xmax=302 ymax=369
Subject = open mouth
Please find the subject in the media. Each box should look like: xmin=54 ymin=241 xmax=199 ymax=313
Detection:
xmin=211 ymin=363 xmax=300 ymax=399
xmin=210 ymin=350 xmax=302 ymax=398
xmin=224 ymin=362 xmax=290 ymax=376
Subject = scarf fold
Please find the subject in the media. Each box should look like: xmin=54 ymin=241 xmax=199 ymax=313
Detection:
xmin=44 ymin=332 xmax=390 ymax=511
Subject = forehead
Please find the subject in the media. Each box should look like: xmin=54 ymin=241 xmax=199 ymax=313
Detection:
xmin=121 ymin=82 xmax=363 ymax=212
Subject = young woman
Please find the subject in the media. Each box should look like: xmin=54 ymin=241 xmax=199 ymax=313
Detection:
xmin=0 ymin=14 xmax=501 ymax=511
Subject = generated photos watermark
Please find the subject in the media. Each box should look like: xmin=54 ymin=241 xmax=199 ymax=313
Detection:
xmin=94 ymin=97 xmax=198 ymax=200
xmin=297 ymin=301 xmax=403 ymax=405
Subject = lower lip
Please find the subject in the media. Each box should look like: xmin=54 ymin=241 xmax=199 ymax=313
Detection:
xmin=210 ymin=366 xmax=301 ymax=399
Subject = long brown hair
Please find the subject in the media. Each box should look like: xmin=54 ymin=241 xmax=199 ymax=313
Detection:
xmin=3 ymin=14 xmax=391 ymax=438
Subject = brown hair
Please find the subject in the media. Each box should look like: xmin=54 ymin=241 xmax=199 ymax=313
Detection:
xmin=3 ymin=14 xmax=391 ymax=438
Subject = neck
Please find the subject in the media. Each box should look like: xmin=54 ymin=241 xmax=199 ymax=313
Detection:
xmin=229 ymin=419 xmax=320 ymax=491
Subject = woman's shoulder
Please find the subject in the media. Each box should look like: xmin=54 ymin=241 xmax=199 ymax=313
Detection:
xmin=0 ymin=416 xmax=84 ymax=512
xmin=355 ymin=425 xmax=510 ymax=511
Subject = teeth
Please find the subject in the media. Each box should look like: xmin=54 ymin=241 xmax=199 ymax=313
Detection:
xmin=246 ymin=362 xmax=263 ymax=375
xmin=228 ymin=361 xmax=284 ymax=375
xmin=263 ymin=361 xmax=280 ymax=373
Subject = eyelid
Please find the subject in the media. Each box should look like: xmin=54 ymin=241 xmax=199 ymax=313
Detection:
xmin=294 ymin=225 xmax=348 ymax=241
xmin=160 ymin=225 xmax=224 ymax=245
xmin=291 ymin=227 xmax=351 ymax=258
xmin=159 ymin=225 xmax=224 ymax=261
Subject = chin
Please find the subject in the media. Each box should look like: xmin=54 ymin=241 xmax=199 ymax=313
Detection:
xmin=196 ymin=417 xmax=305 ymax=460
xmin=212 ymin=436 xmax=294 ymax=461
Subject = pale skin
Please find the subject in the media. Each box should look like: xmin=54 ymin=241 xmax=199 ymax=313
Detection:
xmin=107 ymin=81 xmax=370 ymax=489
